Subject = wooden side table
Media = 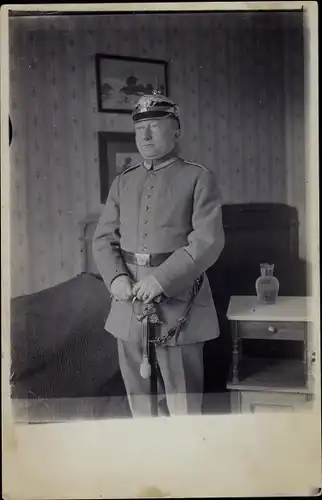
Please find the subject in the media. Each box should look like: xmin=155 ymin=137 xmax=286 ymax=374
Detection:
xmin=226 ymin=296 xmax=315 ymax=413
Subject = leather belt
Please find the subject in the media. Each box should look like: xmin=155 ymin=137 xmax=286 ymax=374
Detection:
xmin=121 ymin=250 xmax=172 ymax=267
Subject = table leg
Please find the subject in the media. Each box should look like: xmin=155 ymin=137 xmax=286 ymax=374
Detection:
xmin=306 ymin=323 xmax=315 ymax=394
xmin=232 ymin=321 xmax=240 ymax=384
xmin=303 ymin=326 xmax=308 ymax=385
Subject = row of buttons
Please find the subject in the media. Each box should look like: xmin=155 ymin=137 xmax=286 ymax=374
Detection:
xmin=139 ymin=173 xmax=156 ymax=251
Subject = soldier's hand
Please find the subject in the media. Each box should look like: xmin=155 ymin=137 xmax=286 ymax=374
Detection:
xmin=132 ymin=276 xmax=163 ymax=304
xmin=110 ymin=275 xmax=133 ymax=301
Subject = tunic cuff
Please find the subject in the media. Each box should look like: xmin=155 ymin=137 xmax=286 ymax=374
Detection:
xmin=109 ymin=273 xmax=131 ymax=291
xmin=151 ymin=248 xmax=197 ymax=297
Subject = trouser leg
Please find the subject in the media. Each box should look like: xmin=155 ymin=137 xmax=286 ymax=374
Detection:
xmin=156 ymin=343 xmax=204 ymax=416
xmin=118 ymin=339 xmax=204 ymax=417
xmin=117 ymin=339 xmax=150 ymax=416
xmin=117 ymin=339 xmax=169 ymax=417
xmin=118 ymin=340 xmax=204 ymax=416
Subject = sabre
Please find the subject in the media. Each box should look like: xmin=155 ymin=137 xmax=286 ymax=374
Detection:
xmin=140 ymin=314 xmax=151 ymax=379
xmin=133 ymin=296 xmax=162 ymax=417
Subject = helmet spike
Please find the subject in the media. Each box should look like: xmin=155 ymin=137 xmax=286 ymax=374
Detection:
xmin=152 ymin=75 xmax=162 ymax=96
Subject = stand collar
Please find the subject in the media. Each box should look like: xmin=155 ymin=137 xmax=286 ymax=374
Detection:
xmin=143 ymin=152 xmax=178 ymax=171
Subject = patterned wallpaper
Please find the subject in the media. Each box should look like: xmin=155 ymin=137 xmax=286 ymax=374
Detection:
xmin=9 ymin=12 xmax=305 ymax=297
xmin=283 ymin=22 xmax=306 ymax=260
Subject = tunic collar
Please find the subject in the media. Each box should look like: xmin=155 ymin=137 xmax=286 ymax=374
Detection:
xmin=143 ymin=152 xmax=178 ymax=171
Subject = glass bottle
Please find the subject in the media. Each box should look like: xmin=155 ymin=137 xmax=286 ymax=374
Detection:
xmin=255 ymin=263 xmax=279 ymax=304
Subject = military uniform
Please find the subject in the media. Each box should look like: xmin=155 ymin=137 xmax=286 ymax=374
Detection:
xmin=92 ymin=93 xmax=225 ymax=417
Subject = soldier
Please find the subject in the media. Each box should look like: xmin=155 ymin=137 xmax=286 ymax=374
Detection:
xmin=92 ymin=91 xmax=225 ymax=417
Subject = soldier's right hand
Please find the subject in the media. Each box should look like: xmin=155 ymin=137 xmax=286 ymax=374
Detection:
xmin=110 ymin=275 xmax=133 ymax=301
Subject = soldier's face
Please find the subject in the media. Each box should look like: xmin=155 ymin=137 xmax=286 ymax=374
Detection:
xmin=134 ymin=117 xmax=179 ymax=160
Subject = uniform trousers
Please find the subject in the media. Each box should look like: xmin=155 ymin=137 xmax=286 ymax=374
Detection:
xmin=117 ymin=339 xmax=204 ymax=417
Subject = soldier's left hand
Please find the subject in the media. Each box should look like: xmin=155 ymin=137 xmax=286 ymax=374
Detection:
xmin=132 ymin=275 xmax=163 ymax=304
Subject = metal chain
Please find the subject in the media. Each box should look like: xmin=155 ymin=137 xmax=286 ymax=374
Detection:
xmin=152 ymin=274 xmax=204 ymax=346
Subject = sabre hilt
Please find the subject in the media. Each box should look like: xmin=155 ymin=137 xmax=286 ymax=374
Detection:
xmin=133 ymin=296 xmax=163 ymax=323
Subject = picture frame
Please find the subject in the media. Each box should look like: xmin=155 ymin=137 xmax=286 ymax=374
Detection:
xmin=98 ymin=131 xmax=142 ymax=204
xmin=95 ymin=54 xmax=168 ymax=114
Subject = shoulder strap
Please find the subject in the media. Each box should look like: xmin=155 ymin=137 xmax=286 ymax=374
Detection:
xmin=184 ymin=160 xmax=209 ymax=171
xmin=120 ymin=162 xmax=141 ymax=176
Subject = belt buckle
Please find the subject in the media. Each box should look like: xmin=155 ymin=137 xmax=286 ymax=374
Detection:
xmin=135 ymin=253 xmax=150 ymax=266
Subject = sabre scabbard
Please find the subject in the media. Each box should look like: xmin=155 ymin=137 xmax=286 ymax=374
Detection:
xmin=140 ymin=316 xmax=151 ymax=379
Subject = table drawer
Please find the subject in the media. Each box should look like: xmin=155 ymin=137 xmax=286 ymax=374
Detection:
xmin=240 ymin=390 xmax=310 ymax=413
xmin=237 ymin=321 xmax=306 ymax=341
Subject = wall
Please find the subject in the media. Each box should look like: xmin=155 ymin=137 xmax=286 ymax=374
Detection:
xmin=283 ymin=21 xmax=306 ymax=259
xmin=9 ymin=12 xmax=305 ymax=297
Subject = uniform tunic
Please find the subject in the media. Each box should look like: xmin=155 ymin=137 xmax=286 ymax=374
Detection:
xmin=92 ymin=156 xmax=225 ymax=347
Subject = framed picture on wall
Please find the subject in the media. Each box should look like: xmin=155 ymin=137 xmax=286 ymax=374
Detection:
xmin=95 ymin=54 xmax=168 ymax=113
xmin=98 ymin=131 xmax=142 ymax=204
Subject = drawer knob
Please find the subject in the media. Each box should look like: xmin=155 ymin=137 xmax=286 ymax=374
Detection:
xmin=268 ymin=326 xmax=277 ymax=333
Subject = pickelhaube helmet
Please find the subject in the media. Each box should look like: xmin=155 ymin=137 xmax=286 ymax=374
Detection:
xmin=132 ymin=89 xmax=180 ymax=125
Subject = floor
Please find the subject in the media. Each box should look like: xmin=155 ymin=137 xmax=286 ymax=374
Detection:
xmin=12 ymin=392 xmax=232 ymax=423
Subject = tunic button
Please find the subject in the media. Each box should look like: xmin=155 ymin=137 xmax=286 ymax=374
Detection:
xmin=142 ymin=232 xmax=148 ymax=237
xmin=144 ymin=220 xmax=148 ymax=224
xmin=146 ymin=195 xmax=151 ymax=199
xmin=146 ymin=206 xmax=150 ymax=211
